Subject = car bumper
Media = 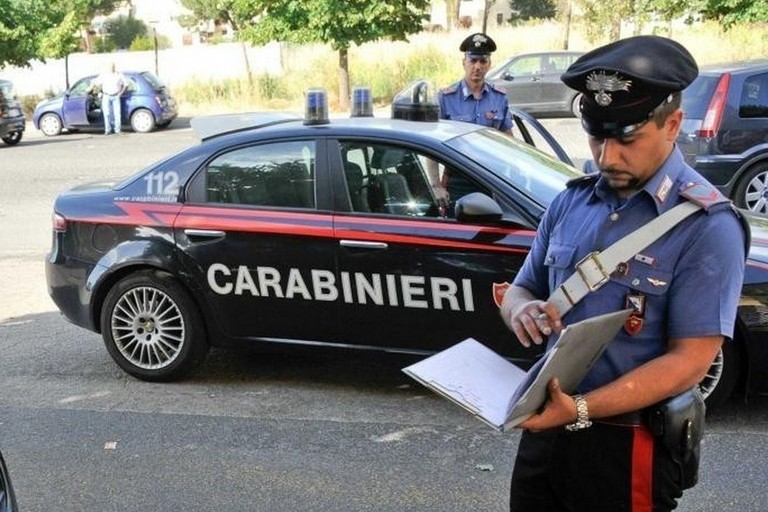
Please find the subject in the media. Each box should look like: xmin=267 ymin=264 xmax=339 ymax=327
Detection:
xmin=0 ymin=116 xmax=25 ymax=137
xmin=692 ymin=157 xmax=743 ymax=195
xmin=46 ymin=247 xmax=98 ymax=332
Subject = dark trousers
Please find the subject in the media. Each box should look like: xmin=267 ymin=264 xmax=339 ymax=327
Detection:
xmin=509 ymin=422 xmax=684 ymax=512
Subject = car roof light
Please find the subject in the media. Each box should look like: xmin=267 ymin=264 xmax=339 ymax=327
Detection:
xmin=350 ymin=85 xmax=373 ymax=117
xmin=698 ymin=73 xmax=730 ymax=138
xmin=391 ymin=79 xmax=440 ymax=122
xmin=304 ymin=88 xmax=330 ymax=125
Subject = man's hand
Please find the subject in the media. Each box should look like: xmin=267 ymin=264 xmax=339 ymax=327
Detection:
xmin=500 ymin=286 xmax=563 ymax=347
xmin=517 ymin=378 xmax=576 ymax=431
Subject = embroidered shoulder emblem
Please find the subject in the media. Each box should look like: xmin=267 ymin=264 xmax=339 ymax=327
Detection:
xmin=441 ymin=85 xmax=458 ymax=95
xmin=679 ymin=182 xmax=728 ymax=211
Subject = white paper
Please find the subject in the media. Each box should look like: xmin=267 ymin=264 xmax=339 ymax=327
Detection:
xmin=403 ymin=309 xmax=633 ymax=431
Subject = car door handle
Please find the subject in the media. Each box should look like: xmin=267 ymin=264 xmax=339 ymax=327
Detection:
xmin=339 ymin=239 xmax=388 ymax=250
xmin=184 ymin=229 xmax=226 ymax=241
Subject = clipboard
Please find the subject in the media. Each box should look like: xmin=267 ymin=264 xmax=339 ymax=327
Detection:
xmin=402 ymin=309 xmax=633 ymax=431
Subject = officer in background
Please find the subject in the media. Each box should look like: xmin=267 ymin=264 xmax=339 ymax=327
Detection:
xmin=429 ymin=33 xmax=513 ymax=215
xmin=500 ymin=35 xmax=746 ymax=511
xmin=438 ymin=32 xmax=513 ymax=134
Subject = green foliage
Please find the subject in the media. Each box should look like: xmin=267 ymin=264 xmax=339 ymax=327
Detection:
xmin=93 ymin=36 xmax=117 ymax=53
xmin=105 ymin=15 xmax=148 ymax=50
xmin=180 ymin=0 xmax=240 ymax=29
xmin=508 ymin=0 xmax=557 ymax=22
xmin=237 ymin=0 xmax=431 ymax=51
xmin=701 ymin=0 xmax=768 ymax=28
xmin=130 ymin=34 xmax=173 ymax=52
xmin=0 ymin=0 xmax=121 ymax=66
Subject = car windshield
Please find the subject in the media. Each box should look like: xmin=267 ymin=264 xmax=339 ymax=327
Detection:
xmin=681 ymin=76 xmax=719 ymax=119
xmin=445 ymin=128 xmax=580 ymax=206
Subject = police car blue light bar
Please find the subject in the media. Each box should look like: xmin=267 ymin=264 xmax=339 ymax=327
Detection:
xmin=350 ymin=86 xmax=373 ymax=117
xmin=304 ymin=88 xmax=330 ymax=125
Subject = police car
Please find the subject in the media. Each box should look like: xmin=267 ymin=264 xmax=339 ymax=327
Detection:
xmin=45 ymin=82 xmax=768 ymax=407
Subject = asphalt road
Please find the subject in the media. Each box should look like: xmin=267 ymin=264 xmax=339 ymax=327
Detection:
xmin=0 ymin=119 xmax=766 ymax=511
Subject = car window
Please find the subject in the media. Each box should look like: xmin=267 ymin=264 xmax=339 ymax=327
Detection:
xmin=681 ymin=76 xmax=719 ymax=119
xmin=125 ymin=77 xmax=139 ymax=93
xmin=545 ymin=55 xmax=573 ymax=73
xmin=739 ymin=73 xmax=768 ymax=118
xmin=339 ymin=141 xmax=489 ymax=219
xmin=205 ymin=141 xmax=316 ymax=209
xmin=70 ymin=78 xmax=94 ymax=97
xmin=446 ymin=129 xmax=576 ymax=206
xmin=506 ymin=56 xmax=542 ymax=76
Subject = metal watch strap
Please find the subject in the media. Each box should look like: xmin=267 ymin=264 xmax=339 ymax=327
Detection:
xmin=565 ymin=394 xmax=592 ymax=431
xmin=548 ymin=201 xmax=701 ymax=316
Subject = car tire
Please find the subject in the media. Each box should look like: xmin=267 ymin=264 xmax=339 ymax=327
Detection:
xmin=1 ymin=131 xmax=22 ymax=145
xmin=698 ymin=341 xmax=741 ymax=409
xmin=39 ymin=113 xmax=63 ymax=137
xmin=130 ymin=108 xmax=156 ymax=133
xmin=733 ymin=161 xmax=768 ymax=214
xmin=570 ymin=93 xmax=582 ymax=118
xmin=100 ymin=270 xmax=209 ymax=382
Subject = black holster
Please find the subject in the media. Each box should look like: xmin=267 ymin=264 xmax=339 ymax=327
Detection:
xmin=645 ymin=387 xmax=705 ymax=489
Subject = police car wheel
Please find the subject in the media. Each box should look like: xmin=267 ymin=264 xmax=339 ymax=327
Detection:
xmin=101 ymin=270 xmax=209 ymax=382
xmin=698 ymin=341 xmax=741 ymax=409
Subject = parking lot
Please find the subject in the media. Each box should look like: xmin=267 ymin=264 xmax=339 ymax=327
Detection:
xmin=1 ymin=118 xmax=766 ymax=511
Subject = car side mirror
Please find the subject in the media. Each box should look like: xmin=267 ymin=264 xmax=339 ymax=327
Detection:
xmin=502 ymin=72 xmax=515 ymax=81
xmin=455 ymin=192 xmax=503 ymax=223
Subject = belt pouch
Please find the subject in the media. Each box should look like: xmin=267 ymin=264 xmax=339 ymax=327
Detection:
xmin=646 ymin=387 xmax=705 ymax=489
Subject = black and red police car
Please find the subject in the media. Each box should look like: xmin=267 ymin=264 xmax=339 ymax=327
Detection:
xmin=45 ymin=82 xmax=768 ymax=407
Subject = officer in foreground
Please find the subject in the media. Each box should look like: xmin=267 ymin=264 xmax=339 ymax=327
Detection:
xmin=500 ymin=35 xmax=747 ymax=511
xmin=438 ymin=32 xmax=513 ymax=134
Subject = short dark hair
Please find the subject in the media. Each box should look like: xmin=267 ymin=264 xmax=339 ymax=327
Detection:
xmin=650 ymin=92 xmax=681 ymax=127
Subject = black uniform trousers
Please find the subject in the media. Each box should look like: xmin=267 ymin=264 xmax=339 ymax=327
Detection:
xmin=509 ymin=422 xmax=684 ymax=512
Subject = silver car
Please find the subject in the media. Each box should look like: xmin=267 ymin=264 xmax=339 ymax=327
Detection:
xmin=486 ymin=51 xmax=585 ymax=117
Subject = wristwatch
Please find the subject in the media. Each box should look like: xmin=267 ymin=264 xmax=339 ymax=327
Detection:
xmin=565 ymin=394 xmax=593 ymax=431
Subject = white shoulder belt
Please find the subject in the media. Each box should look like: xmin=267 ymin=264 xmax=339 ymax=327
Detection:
xmin=548 ymin=201 xmax=702 ymax=316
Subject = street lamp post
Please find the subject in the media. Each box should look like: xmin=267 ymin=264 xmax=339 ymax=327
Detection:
xmin=153 ymin=27 xmax=159 ymax=76
xmin=148 ymin=21 xmax=159 ymax=76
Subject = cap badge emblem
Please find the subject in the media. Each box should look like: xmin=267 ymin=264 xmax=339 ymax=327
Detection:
xmin=586 ymin=71 xmax=632 ymax=107
xmin=472 ymin=34 xmax=488 ymax=46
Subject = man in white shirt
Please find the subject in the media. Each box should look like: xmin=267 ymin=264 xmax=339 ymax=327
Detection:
xmin=89 ymin=63 xmax=127 ymax=135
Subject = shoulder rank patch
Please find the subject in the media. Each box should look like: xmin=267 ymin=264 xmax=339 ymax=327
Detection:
xmin=441 ymin=84 xmax=458 ymax=95
xmin=566 ymin=173 xmax=599 ymax=188
xmin=679 ymin=182 xmax=729 ymax=211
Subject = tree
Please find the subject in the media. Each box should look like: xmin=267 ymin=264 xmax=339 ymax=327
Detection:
xmin=508 ymin=0 xmax=557 ymax=22
xmin=701 ymin=0 xmax=768 ymax=28
xmin=0 ymin=0 xmax=120 ymax=85
xmin=179 ymin=0 xmax=255 ymax=83
xmin=236 ymin=0 xmax=430 ymax=111
xmin=105 ymin=15 xmax=148 ymax=50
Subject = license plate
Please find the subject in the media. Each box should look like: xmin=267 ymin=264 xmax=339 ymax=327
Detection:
xmin=8 ymin=108 xmax=20 ymax=117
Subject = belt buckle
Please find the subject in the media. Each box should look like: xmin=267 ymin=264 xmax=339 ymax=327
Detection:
xmin=574 ymin=251 xmax=609 ymax=292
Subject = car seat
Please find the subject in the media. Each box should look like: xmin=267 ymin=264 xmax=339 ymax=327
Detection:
xmin=344 ymin=160 xmax=370 ymax=212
